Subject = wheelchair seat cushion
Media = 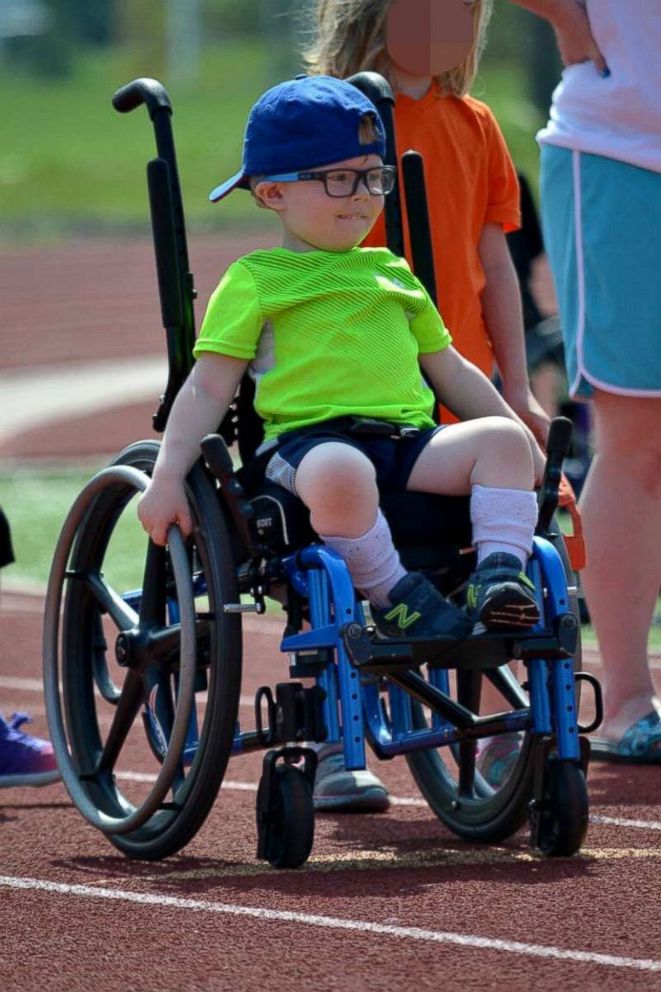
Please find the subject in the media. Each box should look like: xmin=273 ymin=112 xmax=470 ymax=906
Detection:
xmin=248 ymin=480 xmax=474 ymax=579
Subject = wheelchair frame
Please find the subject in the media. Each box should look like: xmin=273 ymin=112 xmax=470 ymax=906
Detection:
xmin=43 ymin=73 xmax=602 ymax=869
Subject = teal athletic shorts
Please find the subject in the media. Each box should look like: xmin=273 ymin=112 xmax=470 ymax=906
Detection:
xmin=540 ymin=146 xmax=661 ymax=400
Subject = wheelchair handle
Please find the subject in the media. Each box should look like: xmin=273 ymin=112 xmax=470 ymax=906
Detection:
xmin=537 ymin=415 xmax=573 ymax=533
xmin=402 ymin=150 xmax=438 ymax=308
xmin=345 ymin=70 xmax=395 ymax=106
xmin=113 ymin=77 xmax=196 ymax=432
xmin=112 ymin=77 xmax=173 ymax=119
xmin=346 ymin=71 xmax=404 ymax=259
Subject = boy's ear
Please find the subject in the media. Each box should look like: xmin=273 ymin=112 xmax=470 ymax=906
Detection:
xmin=252 ymin=181 xmax=286 ymax=211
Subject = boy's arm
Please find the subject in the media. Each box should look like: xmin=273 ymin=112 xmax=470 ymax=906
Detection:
xmin=419 ymin=347 xmax=546 ymax=483
xmin=507 ymin=0 xmax=608 ymax=75
xmin=138 ymin=352 xmax=248 ymax=546
xmin=478 ymin=222 xmax=550 ymax=446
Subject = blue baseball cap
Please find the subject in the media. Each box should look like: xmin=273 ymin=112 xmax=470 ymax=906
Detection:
xmin=208 ymin=75 xmax=386 ymax=203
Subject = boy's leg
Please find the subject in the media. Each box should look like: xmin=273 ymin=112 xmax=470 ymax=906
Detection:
xmin=405 ymin=417 xmax=539 ymax=629
xmin=294 ymin=441 xmax=471 ymax=634
xmin=290 ymin=439 xmax=469 ymax=810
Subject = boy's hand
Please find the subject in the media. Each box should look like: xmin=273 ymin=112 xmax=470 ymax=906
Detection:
xmin=503 ymin=385 xmax=551 ymax=448
xmin=137 ymin=477 xmax=193 ymax=547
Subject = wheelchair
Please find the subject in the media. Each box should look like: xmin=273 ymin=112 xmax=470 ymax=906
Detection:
xmin=43 ymin=74 xmax=603 ymax=870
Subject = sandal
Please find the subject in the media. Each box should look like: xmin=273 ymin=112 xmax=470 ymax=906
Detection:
xmin=590 ymin=711 xmax=661 ymax=764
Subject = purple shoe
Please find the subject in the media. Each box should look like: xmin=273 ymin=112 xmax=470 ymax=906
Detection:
xmin=0 ymin=712 xmax=61 ymax=788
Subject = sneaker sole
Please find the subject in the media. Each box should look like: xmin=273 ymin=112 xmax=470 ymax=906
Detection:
xmin=478 ymin=589 xmax=540 ymax=630
xmin=313 ymin=789 xmax=391 ymax=813
xmin=0 ymin=769 xmax=61 ymax=788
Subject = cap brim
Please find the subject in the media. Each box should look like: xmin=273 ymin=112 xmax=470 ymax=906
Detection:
xmin=208 ymin=169 xmax=249 ymax=203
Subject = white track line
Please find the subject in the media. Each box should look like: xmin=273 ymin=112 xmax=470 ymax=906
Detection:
xmin=0 ymin=875 xmax=659 ymax=973
xmin=112 ymin=772 xmax=661 ymax=831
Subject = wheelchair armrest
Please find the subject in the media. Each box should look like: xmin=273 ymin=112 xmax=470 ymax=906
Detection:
xmin=537 ymin=416 xmax=573 ymax=533
xmin=201 ymin=434 xmax=256 ymax=552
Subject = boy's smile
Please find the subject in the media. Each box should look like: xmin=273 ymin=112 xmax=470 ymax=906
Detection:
xmin=254 ymin=154 xmax=385 ymax=253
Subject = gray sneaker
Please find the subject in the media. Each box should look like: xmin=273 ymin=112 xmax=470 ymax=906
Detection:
xmin=466 ymin=553 xmax=539 ymax=631
xmin=313 ymin=744 xmax=390 ymax=812
xmin=372 ymin=572 xmax=473 ymax=640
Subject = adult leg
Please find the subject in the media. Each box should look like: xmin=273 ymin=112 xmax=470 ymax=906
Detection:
xmin=580 ymin=390 xmax=661 ymax=741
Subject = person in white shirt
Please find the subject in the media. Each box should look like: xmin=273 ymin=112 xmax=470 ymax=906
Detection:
xmin=509 ymin=0 xmax=661 ymax=763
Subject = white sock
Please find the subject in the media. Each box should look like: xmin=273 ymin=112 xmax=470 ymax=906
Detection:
xmin=319 ymin=509 xmax=407 ymax=608
xmin=470 ymin=484 xmax=538 ymax=568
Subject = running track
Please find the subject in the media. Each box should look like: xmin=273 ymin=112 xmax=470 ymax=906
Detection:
xmin=1 ymin=240 xmax=660 ymax=992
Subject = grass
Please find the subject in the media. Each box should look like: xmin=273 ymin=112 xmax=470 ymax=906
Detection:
xmin=0 ymin=42 xmax=545 ymax=241
xmin=3 ymin=466 xmax=661 ymax=651
xmin=0 ymin=42 xmax=278 ymax=237
xmin=0 ymin=463 xmax=105 ymax=590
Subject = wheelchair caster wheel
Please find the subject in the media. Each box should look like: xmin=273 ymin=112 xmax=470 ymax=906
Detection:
xmin=534 ymin=758 xmax=588 ymax=857
xmin=256 ymin=747 xmax=316 ymax=869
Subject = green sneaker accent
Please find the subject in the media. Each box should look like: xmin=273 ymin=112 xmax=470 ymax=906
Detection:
xmin=373 ymin=572 xmax=473 ymax=640
xmin=383 ymin=603 xmax=422 ymax=630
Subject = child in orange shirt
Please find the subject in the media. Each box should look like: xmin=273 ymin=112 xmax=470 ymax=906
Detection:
xmin=305 ymin=0 xmax=549 ymax=443
xmin=305 ymin=0 xmax=549 ymax=807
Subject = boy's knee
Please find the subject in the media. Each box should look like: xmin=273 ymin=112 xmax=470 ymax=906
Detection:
xmin=484 ymin=416 xmax=529 ymax=451
xmin=295 ymin=442 xmax=377 ymax=502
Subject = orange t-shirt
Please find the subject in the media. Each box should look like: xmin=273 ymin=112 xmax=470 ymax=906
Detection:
xmin=363 ymin=86 xmax=521 ymax=378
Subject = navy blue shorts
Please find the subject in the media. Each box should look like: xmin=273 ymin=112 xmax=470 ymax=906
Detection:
xmin=264 ymin=421 xmax=443 ymax=495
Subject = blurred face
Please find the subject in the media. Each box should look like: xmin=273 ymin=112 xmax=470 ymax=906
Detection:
xmin=386 ymin=0 xmax=474 ymax=77
xmin=253 ymin=154 xmax=386 ymax=252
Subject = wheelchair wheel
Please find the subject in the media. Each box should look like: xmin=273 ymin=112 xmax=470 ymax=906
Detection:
xmin=405 ymin=526 xmax=582 ymax=845
xmin=405 ymin=671 xmax=535 ymax=843
xmin=43 ymin=440 xmax=242 ymax=859
xmin=536 ymin=759 xmax=588 ymax=857
xmin=256 ymin=764 xmax=315 ymax=870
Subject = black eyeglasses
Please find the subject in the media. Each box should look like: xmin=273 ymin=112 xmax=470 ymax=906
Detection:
xmin=261 ymin=165 xmax=396 ymax=198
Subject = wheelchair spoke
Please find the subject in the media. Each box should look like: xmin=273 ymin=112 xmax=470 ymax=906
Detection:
xmin=456 ymin=669 xmax=481 ymax=798
xmin=85 ymin=571 xmax=139 ymax=632
xmin=139 ymin=542 xmax=167 ymax=627
xmin=91 ymin=612 xmax=121 ymax=704
xmin=97 ymin=671 xmax=145 ymax=775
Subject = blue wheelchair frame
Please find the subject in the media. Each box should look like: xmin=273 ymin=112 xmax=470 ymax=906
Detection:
xmin=128 ymin=534 xmax=580 ymax=776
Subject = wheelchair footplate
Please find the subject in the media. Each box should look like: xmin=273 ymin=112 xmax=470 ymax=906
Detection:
xmin=341 ymin=612 xmax=580 ymax=674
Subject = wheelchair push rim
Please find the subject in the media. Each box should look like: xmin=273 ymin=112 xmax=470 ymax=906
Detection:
xmin=43 ymin=464 xmax=197 ymax=835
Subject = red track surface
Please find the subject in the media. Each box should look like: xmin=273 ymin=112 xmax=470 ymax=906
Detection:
xmin=1 ymin=241 xmax=660 ymax=992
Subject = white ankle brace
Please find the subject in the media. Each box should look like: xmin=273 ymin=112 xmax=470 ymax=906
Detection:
xmin=320 ymin=509 xmax=406 ymax=608
xmin=470 ymin=484 xmax=538 ymax=568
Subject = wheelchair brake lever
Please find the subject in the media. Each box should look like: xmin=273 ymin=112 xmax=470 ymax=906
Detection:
xmin=537 ymin=416 xmax=573 ymax=533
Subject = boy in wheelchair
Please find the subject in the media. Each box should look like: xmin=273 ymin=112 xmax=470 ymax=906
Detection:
xmin=139 ymin=74 xmax=545 ymax=643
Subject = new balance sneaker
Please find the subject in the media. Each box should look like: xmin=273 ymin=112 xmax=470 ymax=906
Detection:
xmin=313 ymin=743 xmax=390 ymax=812
xmin=476 ymin=733 xmax=522 ymax=788
xmin=372 ymin=572 xmax=473 ymax=640
xmin=0 ymin=712 xmax=60 ymax=788
xmin=465 ymin=553 xmax=539 ymax=631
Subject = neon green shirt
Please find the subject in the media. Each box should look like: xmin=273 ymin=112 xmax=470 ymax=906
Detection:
xmin=194 ymin=246 xmax=451 ymax=443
